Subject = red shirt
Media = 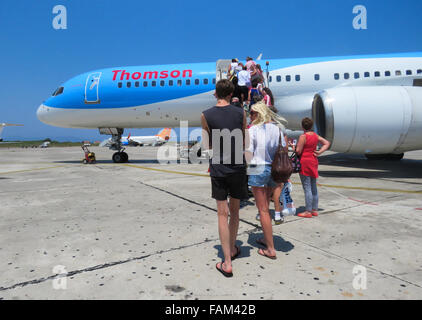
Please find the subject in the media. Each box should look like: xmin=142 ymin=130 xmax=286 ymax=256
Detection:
xmin=299 ymin=132 xmax=319 ymax=178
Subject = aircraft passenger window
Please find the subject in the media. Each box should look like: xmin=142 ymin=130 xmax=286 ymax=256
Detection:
xmin=160 ymin=80 xmax=165 ymax=87
xmin=212 ymin=78 xmax=216 ymax=84
xmin=406 ymin=70 xmax=412 ymax=75
xmin=118 ymin=82 xmax=122 ymax=88
xmin=276 ymin=75 xmax=281 ymax=82
xmin=417 ymin=69 xmax=422 ymax=74
xmin=269 ymin=76 xmax=272 ymax=82
xmin=354 ymin=72 xmax=360 ymax=79
xmin=186 ymin=79 xmax=191 ymax=85
xmin=395 ymin=70 xmax=402 ymax=76
xmin=135 ymin=81 xmax=140 ymax=87
xmin=203 ymin=79 xmax=208 ymax=85
xmin=195 ymin=79 xmax=200 ymax=85
xmin=385 ymin=71 xmax=391 ymax=77
xmin=143 ymin=81 xmax=148 ymax=87
xmin=374 ymin=71 xmax=380 ymax=77
xmin=295 ymin=75 xmax=300 ymax=81
xmin=286 ymin=75 xmax=291 ymax=82
xmin=152 ymin=81 xmax=156 ymax=87
xmin=334 ymin=73 xmax=340 ymax=80
xmin=314 ymin=74 xmax=320 ymax=81
xmin=127 ymin=82 xmax=131 ymax=88
xmin=169 ymin=80 xmax=174 ymax=86
xmin=177 ymin=80 xmax=182 ymax=86
xmin=364 ymin=72 xmax=370 ymax=77
xmin=344 ymin=73 xmax=350 ymax=80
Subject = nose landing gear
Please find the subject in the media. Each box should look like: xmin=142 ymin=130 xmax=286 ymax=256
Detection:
xmin=112 ymin=151 xmax=129 ymax=163
xmin=99 ymin=127 xmax=129 ymax=163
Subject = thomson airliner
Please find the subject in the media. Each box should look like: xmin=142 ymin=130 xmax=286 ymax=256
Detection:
xmin=37 ymin=52 xmax=422 ymax=163
xmin=100 ymin=128 xmax=172 ymax=150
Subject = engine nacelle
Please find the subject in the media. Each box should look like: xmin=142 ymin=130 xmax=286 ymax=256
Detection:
xmin=312 ymin=86 xmax=422 ymax=154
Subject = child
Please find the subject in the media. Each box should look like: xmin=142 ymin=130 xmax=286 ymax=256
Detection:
xmin=281 ymin=180 xmax=296 ymax=217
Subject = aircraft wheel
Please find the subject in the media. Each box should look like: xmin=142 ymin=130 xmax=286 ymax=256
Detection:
xmin=122 ymin=152 xmax=129 ymax=163
xmin=112 ymin=152 xmax=124 ymax=163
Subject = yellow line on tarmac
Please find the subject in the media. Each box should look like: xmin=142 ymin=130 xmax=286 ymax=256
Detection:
xmin=123 ymin=164 xmax=209 ymax=177
xmin=315 ymin=183 xmax=422 ymax=194
xmin=123 ymin=164 xmax=422 ymax=194
xmin=0 ymin=165 xmax=67 ymax=175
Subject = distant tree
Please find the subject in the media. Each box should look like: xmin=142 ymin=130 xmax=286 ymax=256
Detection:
xmin=43 ymin=138 xmax=52 ymax=142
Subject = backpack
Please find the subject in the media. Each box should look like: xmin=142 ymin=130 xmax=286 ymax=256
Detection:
xmin=271 ymin=130 xmax=293 ymax=183
xmin=250 ymin=88 xmax=263 ymax=106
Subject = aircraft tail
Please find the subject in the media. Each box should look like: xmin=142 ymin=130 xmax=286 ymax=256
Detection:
xmin=156 ymin=128 xmax=172 ymax=141
xmin=0 ymin=123 xmax=23 ymax=141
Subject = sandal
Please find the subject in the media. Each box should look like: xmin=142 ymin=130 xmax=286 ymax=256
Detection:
xmin=258 ymin=248 xmax=277 ymax=260
xmin=216 ymin=261 xmax=233 ymax=278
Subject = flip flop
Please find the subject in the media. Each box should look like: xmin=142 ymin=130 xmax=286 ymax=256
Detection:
xmin=258 ymin=248 xmax=277 ymax=260
xmin=256 ymin=238 xmax=267 ymax=248
xmin=231 ymin=245 xmax=241 ymax=261
xmin=216 ymin=261 xmax=233 ymax=278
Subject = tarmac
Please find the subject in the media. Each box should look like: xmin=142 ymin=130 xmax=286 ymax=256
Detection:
xmin=0 ymin=145 xmax=421 ymax=300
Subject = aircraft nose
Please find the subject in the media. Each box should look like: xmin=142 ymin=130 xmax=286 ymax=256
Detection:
xmin=37 ymin=104 xmax=49 ymax=124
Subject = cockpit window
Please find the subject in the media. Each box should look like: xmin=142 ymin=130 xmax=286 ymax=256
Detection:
xmin=52 ymin=87 xmax=64 ymax=96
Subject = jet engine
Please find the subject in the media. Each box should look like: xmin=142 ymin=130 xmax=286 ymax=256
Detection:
xmin=312 ymin=86 xmax=422 ymax=156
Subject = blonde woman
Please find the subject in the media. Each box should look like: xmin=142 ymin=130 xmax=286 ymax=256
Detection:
xmin=245 ymin=102 xmax=288 ymax=260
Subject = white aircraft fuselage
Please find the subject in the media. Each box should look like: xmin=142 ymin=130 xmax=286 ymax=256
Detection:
xmin=37 ymin=52 xmax=422 ymax=156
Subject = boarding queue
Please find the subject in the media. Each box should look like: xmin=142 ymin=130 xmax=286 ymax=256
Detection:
xmin=201 ymin=61 xmax=330 ymax=277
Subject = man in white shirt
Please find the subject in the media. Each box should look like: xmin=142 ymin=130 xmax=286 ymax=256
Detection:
xmin=237 ymin=65 xmax=250 ymax=104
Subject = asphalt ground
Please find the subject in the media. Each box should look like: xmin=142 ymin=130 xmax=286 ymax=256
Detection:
xmin=0 ymin=146 xmax=421 ymax=299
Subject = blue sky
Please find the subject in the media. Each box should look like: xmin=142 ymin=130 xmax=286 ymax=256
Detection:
xmin=0 ymin=0 xmax=421 ymax=141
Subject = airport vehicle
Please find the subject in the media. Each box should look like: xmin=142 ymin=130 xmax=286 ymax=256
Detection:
xmin=81 ymin=144 xmax=96 ymax=164
xmin=0 ymin=123 xmax=23 ymax=142
xmin=37 ymin=52 xmax=422 ymax=162
xmin=39 ymin=141 xmax=50 ymax=148
xmin=99 ymin=128 xmax=171 ymax=148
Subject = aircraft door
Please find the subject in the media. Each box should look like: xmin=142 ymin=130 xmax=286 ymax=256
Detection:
xmin=216 ymin=60 xmax=231 ymax=82
xmin=85 ymin=72 xmax=102 ymax=104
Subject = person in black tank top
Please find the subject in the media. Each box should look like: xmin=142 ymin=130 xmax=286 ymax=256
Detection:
xmin=201 ymin=79 xmax=248 ymax=277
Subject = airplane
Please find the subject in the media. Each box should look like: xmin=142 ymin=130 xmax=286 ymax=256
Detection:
xmin=37 ymin=52 xmax=422 ymax=163
xmin=100 ymin=128 xmax=172 ymax=148
xmin=0 ymin=123 xmax=24 ymax=142
xmin=39 ymin=141 xmax=50 ymax=148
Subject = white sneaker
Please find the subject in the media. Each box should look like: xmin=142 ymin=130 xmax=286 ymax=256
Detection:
xmin=275 ymin=216 xmax=284 ymax=225
xmin=282 ymin=207 xmax=296 ymax=216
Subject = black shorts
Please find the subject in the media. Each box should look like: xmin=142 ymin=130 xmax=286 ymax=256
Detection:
xmin=211 ymin=173 xmax=248 ymax=201
xmin=238 ymin=86 xmax=249 ymax=102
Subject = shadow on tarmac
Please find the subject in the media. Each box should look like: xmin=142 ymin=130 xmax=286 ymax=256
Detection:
xmin=54 ymin=159 xmax=161 ymax=164
xmin=213 ymin=234 xmax=294 ymax=261
xmin=318 ymin=153 xmax=422 ymax=181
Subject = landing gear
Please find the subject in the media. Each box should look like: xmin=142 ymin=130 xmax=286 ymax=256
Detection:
xmin=99 ymin=127 xmax=129 ymax=163
xmin=112 ymin=151 xmax=128 ymax=163
xmin=365 ymin=153 xmax=404 ymax=161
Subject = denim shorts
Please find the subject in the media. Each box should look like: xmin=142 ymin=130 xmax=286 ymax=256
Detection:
xmin=248 ymin=165 xmax=279 ymax=188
